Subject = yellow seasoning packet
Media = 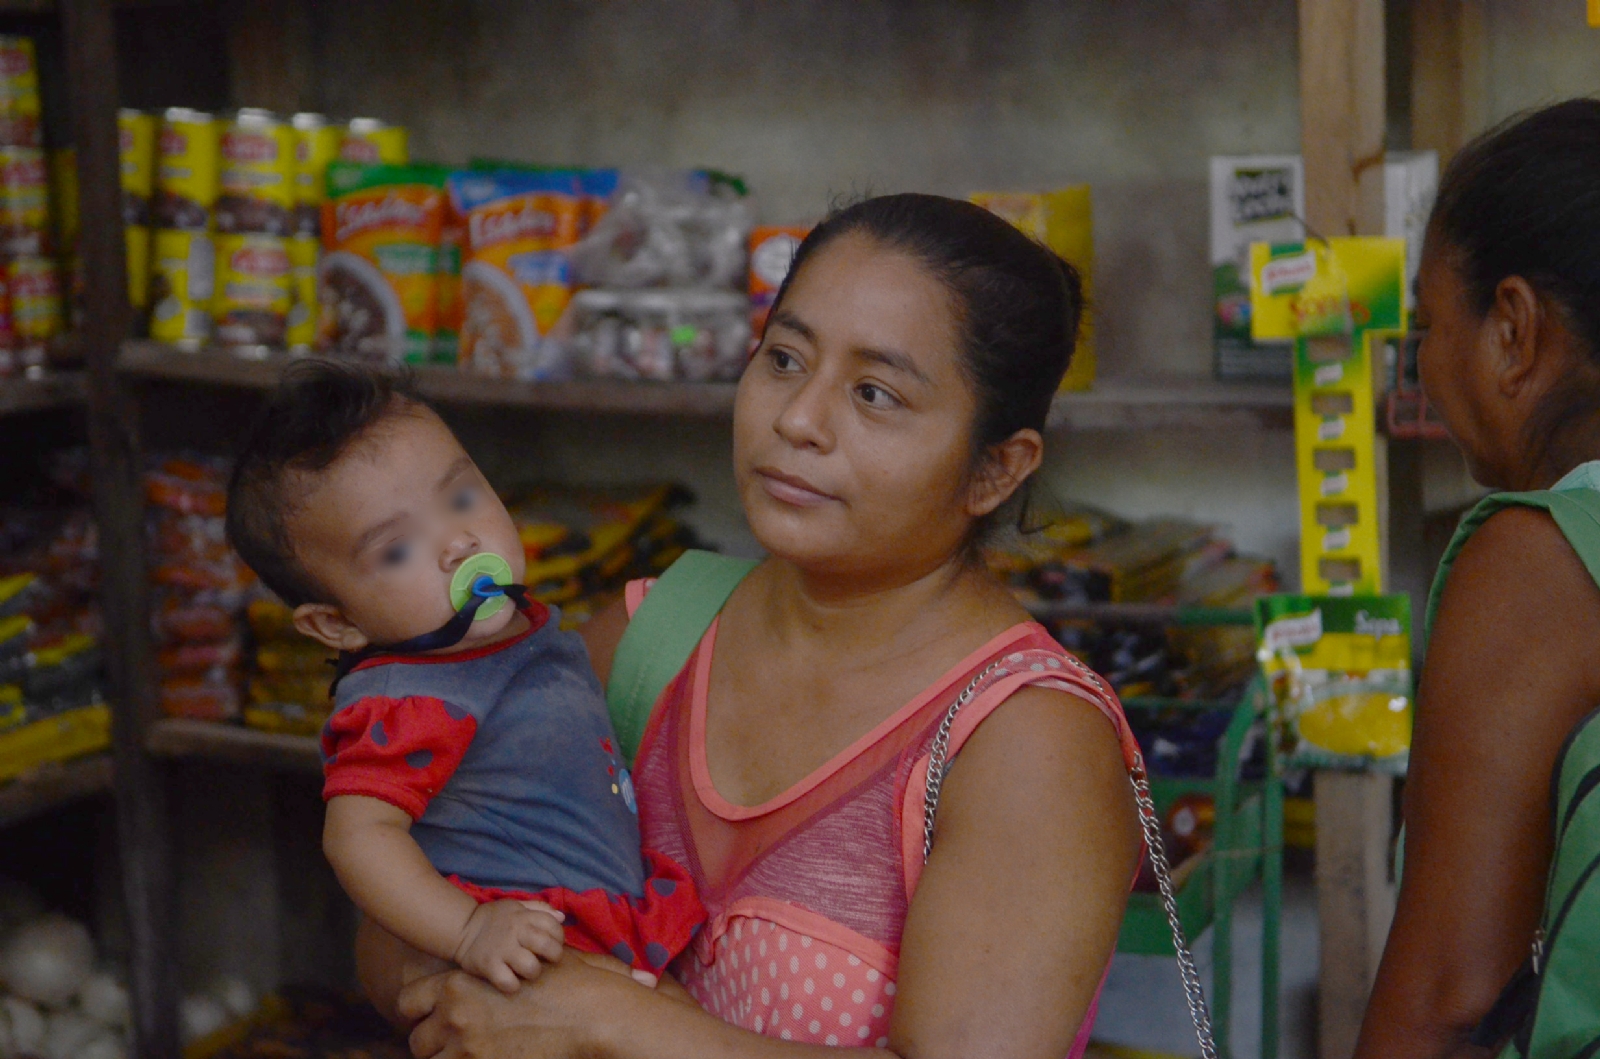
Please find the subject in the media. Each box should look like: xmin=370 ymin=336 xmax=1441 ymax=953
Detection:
xmin=1256 ymin=594 xmax=1412 ymax=773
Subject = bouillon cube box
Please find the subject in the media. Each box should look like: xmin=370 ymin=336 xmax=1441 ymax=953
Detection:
xmin=1210 ymin=155 xmax=1304 ymax=382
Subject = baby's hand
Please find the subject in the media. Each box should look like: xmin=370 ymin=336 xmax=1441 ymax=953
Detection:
xmin=452 ymin=900 xmax=566 ymax=994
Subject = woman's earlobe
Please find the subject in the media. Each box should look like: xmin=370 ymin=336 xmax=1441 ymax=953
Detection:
xmin=1491 ymin=275 xmax=1545 ymax=394
xmin=293 ymin=603 xmax=370 ymax=653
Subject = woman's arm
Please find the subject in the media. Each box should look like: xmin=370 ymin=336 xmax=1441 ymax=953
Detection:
xmin=397 ymin=686 xmax=1139 ymax=1059
xmin=893 ymin=685 xmax=1140 ymax=1058
xmin=1355 ymin=509 xmax=1600 ymax=1059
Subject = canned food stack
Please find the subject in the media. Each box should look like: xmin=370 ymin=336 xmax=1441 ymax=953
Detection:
xmin=0 ymin=36 xmax=62 ymax=376
xmin=135 ymin=108 xmax=409 ymax=354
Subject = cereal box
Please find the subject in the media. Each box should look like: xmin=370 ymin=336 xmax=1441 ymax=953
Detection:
xmin=319 ymin=163 xmax=446 ymax=363
xmin=447 ymin=170 xmax=581 ymax=378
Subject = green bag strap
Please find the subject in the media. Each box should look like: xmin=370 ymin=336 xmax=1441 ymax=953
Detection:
xmin=1426 ymin=487 xmax=1600 ymax=643
xmin=605 ymin=550 xmax=759 ymax=765
xmin=1519 ymin=710 xmax=1600 ymax=1059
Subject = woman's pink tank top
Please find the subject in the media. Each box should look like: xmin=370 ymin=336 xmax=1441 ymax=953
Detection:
xmin=627 ymin=581 xmax=1142 ymax=1052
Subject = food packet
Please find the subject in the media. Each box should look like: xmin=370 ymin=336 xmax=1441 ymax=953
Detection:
xmin=1256 ymin=594 xmax=1412 ymax=772
xmin=319 ymin=163 xmax=447 ymax=363
xmin=447 ymin=169 xmax=582 ymax=378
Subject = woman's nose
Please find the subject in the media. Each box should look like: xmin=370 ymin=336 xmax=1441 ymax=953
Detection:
xmin=772 ymin=375 xmax=836 ymax=452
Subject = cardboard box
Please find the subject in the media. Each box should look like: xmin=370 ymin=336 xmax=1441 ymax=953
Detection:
xmin=971 ymin=187 xmax=1095 ymax=391
xmin=1211 ymin=155 xmax=1304 ymax=382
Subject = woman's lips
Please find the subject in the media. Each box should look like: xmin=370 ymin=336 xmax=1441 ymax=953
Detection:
xmin=756 ymin=468 xmax=838 ymax=507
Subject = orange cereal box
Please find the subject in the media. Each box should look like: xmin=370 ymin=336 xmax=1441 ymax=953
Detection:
xmin=319 ymin=163 xmax=445 ymax=363
xmin=448 ymin=170 xmax=581 ymax=378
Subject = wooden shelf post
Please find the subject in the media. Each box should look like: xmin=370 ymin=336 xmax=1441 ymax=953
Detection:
xmin=1298 ymin=0 xmax=1397 ymax=1056
xmin=61 ymin=1 xmax=181 ymax=1056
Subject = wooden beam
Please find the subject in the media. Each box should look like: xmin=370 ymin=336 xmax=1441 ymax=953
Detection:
xmin=1410 ymin=0 xmax=1489 ymax=165
xmin=1300 ymin=1 xmax=1397 ymax=1056
xmin=1299 ymin=0 xmax=1386 ymax=237
xmin=60 ymin=0 xmax=180 ymax=1056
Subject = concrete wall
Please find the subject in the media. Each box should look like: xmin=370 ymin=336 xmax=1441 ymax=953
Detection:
xmin=252 ymin=0 xmax=1308 ymax=573
xmin=1485 ymin=0 xmax=1600 ymax=122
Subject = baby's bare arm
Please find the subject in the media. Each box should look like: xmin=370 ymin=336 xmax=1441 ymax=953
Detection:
xmin=324 ymin=795 xmax=564 ymax=992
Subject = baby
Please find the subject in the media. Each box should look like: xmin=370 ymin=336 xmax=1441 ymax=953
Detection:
xmin=224 ymin=359 xmax=701 ymax=993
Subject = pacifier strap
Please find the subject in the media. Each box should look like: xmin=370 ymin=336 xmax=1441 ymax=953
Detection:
xmin=329 ymin=581 xmax=531 ymax=695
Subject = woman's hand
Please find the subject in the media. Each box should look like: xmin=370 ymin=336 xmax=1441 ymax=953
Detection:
xmin=399 ymin=952 xmax=645 ymax=1059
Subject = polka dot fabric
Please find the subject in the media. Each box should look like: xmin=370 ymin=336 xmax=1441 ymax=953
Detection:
xmin=686 ymin=918 xmax=895 ymax=1048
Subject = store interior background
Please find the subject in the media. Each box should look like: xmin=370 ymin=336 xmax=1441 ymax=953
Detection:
xmin=6 ymin=1 xmax=1598 ymax=1056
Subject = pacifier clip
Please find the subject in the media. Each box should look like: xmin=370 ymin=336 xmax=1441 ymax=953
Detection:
xmin=329 ymin=553 xmax=529 ymax=693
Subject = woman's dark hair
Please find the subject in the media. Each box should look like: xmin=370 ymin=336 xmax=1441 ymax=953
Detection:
xmin=767 ymin=193 xmax=1084 ymax=545
xmin=226 ymin=358 xmax=425 ymax=607
xmin=1430 ymin=99 xmax=1600 ymax=457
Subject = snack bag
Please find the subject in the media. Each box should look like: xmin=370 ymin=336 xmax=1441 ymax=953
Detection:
xmin=319 ymin=163 xmax=447 ymax=363
xmin=1256 ymin=593 xmax=1411 ymax=773
xmin=448 ymin=169 xmax=582 ymax=378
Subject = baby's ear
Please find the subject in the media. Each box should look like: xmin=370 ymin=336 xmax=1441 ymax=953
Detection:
xmin=292 ymin=603 xmax=370 ymax=653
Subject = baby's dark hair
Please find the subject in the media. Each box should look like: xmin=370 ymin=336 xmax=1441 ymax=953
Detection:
xmin=769 ymin=193 xmax=1083 ymax=549
xmin=226 ymin=359 xmax=426 ymax=607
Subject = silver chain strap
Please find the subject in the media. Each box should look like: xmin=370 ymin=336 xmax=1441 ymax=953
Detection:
xmin=922 ymin=656 xmax=1218 ymax=1059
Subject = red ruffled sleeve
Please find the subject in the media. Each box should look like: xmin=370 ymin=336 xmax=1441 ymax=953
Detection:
xmin=321 ymin=695 xmax=478 ymax=819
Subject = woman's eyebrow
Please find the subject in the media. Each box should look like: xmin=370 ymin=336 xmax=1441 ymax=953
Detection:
xmin=768 ymin=309 xmax=815 ymax=344
xmin=857 ymin=346 xmax=931 ymax=385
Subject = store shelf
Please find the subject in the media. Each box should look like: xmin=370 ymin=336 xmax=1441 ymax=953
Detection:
xmin=116 ymin=341 xmax=740 ymax=418
xmin=1045 ymin=377 xmax=1292 ymax=432
xmin=0 ymin=754 xmax=113 ymax=829
xmin=145 ymin=718 xmax=322 ymax=773
xmin=118 ymin=341 xmax=1293 ymax=430
xmin=0 ymin=371 xmax=86 ymax=417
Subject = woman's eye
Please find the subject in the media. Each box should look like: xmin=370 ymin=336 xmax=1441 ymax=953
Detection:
xmin=380 ymin=541 xmax=410 ymax=567
xmin=857 ymin=383 xmax=899 ymax=408
xmin=452 ymin=486 xmax=477 ymax=512
xmin=767 ymin=347 xmax=801 ymax=373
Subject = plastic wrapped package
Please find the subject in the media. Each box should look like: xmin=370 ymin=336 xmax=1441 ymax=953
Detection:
xmin=549 ymin=287 xmax=749 ymax=382
xmin=143 ymin=456 xmax=254 ymax=721
xmin=566 ymin=170 xmax=750 ymax=291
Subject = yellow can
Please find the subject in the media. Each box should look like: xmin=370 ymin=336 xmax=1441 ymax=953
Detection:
xmin=291 ymin=112 xmax=341 ymax=237
xmin=118 ymin=108 xmax=156 ymax=224
xmin=149 ymin=227 xmax=214 ymax=346
xmin=217 ymin=108 xmax=294 ymax=235
xmin=0 ymin=36 xmax=41 ymax=148
xmin=155 ymin=107 xmax=219 ymax=231
xmin=48 ymin=147 xmax=77 ymax=255
xmin=9 ymin=254 xmax=60 ymax=344
xmin=340 ymin=117 xmax=408 ymax=166
xmin=0 ymin=147 xmax=47 ymax=257
xmin=286 ymin=232 xmax=318 ymax=351
xmin=213 ymin=231 xmax=291 ymax=348
xmin=126 ymin=224 xmax=151 ymax=311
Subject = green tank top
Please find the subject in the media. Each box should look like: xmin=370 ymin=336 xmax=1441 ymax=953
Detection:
xmin=1426 ymin=462 xmax=1600 ymax=1058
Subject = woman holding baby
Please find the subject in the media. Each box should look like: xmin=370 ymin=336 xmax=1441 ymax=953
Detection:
xmin=360 ymin=193 xmax=1143 ymax=1059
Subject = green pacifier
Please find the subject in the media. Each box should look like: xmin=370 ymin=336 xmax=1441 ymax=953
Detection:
xmin=449 ymin=552 xmax=515 ymax=622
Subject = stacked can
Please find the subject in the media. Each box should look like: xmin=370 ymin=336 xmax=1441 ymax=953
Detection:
xmin=119 ymin=109 xmax=157 ymax=312
xmin=150 ymin=107 xmax=219 ymax=348
xmin=339 ymin=117 xmax=408 ymax=165
xmin=288 ymin=112 xmax=340 ymax=352
xmin=0 ymin=37 xmax=55 ymax=373
xmin=212 ymin=108 xmax=294 ymax=350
